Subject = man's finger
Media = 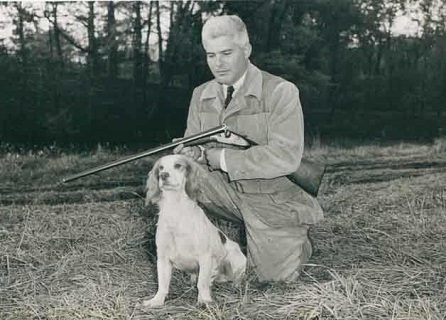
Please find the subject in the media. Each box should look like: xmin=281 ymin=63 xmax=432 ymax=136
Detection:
xmin=204 ymin=148 xmax=221 ymax=171
xmin=173 ymin=143 xmax=184 ymax=154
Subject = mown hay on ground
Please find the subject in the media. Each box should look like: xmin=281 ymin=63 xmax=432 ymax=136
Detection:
xmin=1 ymin=140 xmax=445 ymax=319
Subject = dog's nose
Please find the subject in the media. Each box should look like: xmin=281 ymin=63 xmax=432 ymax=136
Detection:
xmin=160 ymin=172 xmax=169 ymax=181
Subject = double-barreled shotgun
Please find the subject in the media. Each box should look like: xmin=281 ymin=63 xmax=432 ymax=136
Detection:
xmin=62 ymin=124 xmax=325 ymax=197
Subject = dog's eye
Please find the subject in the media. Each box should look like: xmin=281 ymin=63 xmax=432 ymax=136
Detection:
xmin=174 ymin=163 xmax=182 ymax=169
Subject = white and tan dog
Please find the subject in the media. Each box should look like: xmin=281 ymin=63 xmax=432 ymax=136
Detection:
xmin=142 ymin=154 xmax=246 ymax=308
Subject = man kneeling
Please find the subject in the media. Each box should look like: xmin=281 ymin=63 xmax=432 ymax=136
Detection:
xmin=174 ymin=14 xmax=324 ymax=282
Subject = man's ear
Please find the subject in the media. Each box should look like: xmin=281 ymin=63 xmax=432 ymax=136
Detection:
xmin=243 ymin=43 xmax=252 ymax=59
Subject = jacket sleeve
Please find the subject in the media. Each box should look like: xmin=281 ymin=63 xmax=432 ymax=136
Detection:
xmin=225 ymin=81 xmax=304 ymax=180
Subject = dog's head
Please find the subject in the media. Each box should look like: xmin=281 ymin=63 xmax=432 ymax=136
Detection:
xmin=145 ymin=154 xmax=202 ymax=205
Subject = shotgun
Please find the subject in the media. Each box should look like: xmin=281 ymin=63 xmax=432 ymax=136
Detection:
xmin=62 ymin=124 xmax=325 ymax=196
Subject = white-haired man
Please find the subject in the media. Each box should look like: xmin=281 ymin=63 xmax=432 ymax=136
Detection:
xmin=174 ymin=15 xmax=323 ymax=282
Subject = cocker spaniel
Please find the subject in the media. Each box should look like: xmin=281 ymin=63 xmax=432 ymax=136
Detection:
xmin=142 ymin=154 xmax=246 ymax=308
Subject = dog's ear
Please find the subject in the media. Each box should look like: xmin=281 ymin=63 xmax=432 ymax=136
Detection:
xmin=184 ymin=157 xmax=203 ymax=201
xmin=145 ymin=160 xmax=161 ymax=205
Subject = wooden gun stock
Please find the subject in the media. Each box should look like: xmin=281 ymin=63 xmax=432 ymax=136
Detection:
xmin=286 ymin=157 xmax=325 ymax=197
xmin=218 ymin=131 xmax=325 ymax=197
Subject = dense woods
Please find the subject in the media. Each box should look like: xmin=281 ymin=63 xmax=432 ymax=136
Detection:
xmin=0 ymin=0 xmax=445 ymax=147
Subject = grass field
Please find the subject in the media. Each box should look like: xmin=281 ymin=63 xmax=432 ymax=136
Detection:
xmin=1 ymin=139 xmax=445 ymax=320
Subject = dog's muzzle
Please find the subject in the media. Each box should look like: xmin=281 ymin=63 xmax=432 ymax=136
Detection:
xmin=160 ymin=172 xmax=169 ymax=181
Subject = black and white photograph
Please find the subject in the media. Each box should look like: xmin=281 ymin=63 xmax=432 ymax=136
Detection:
xmin=0 ymin=1 xmax=445 ymax=319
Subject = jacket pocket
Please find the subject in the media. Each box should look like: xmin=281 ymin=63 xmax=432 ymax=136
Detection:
xmin=268 ymin=186 xmax=297 ymax=204
xmin=233 ymin=113 xmax=268 ymax=144
xmin=199 ymin=112 xmax=220 ymax=131
xmin=249 ymin=185 xmax=324 ymax=227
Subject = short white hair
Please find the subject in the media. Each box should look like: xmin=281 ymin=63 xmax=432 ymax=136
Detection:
xmin=202 ymin=15 xmax=250 ymax=47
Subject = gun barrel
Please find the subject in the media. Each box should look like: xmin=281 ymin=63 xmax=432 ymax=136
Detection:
xmin=62 ymin=125 xmax=227 ymax=183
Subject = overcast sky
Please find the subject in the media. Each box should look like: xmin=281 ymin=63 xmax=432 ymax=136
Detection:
xmin=0 ymin=1 xmax=424 ymax=52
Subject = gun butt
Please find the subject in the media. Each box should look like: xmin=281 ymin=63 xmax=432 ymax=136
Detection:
xmin=287 ymin=158 xmax=325 ymax=197
xmin=225 ymin=129 xmax=326 ymax=196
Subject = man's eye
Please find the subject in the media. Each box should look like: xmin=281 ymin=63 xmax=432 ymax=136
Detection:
xmin=207 ymin=53 xmax=215 ymax=58
xmin=174 ymin=163 xmax=182 ymax=169
xmin=223 ymin=51 xmax=232 ymax=55
xmin=159 ymin=165 xmax=164 ymax=170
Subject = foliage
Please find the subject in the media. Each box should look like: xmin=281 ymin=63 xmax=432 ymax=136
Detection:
xmin=0 ymin=0 xmax=445 ymax=146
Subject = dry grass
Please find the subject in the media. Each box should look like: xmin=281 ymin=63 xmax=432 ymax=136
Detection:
xmin=1 ymin=138 xmax=445 ymax=319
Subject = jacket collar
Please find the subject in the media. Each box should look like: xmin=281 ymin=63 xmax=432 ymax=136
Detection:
xmin=200 ymin=62 xmax=263 ymax=101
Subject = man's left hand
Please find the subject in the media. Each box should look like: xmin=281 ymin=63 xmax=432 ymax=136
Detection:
xmin=204 ymin=148 xmax=223 ymax=171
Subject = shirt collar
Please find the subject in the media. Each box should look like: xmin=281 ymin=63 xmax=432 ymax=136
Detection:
xmin=222 ymin=70 xmax=247 ymax=97
xmin=200 ymin=62 xmax=263 ymax=101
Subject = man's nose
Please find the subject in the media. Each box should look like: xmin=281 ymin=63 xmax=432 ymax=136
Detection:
xmin=215 ymin=54 xmax=223 ymax=67
xmin=160 ymin=172 xmax=169 ymax=181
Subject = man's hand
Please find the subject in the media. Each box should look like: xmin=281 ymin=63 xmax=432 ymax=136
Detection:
xmin=205 ymin=148 xmax=223 ymax=171
xmin=172 ymin=142 xmax=202 ymax=160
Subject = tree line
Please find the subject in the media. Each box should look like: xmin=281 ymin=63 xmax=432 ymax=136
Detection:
xmin=0 ymin=0 xmax=445 ymax=147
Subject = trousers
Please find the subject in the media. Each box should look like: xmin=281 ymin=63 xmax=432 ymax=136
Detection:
xmin=197 ymin=168 xmax=323 ymax=282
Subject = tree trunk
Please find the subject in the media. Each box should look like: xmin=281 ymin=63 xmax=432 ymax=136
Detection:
xmin=15 ymin=2 xmax=27 ymax=69
xmin=133 ymin=1 xmax=143 ymax=89
xmin=327 ymin=12 xmax=341 ymax=122
xmin=266 ymin=0 xmax=289 ymax=51
xmin=51 ymin=3 xmax=63 ymax=62
xmin=106 ymin=1 xmax=118 ymax=80
xmin=87 ymin=2 xmax=99 ymax=79
xmin=155 ymin=1 xmax=164 ymax=86
xmin=144 ymin=1 xmax=154 ymax=82
xmin=143 ymin=1 xmax=154 ymax=114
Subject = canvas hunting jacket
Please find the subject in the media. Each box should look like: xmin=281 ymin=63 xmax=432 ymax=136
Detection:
xmin=184 ymin=63 xmax=305 ymax=195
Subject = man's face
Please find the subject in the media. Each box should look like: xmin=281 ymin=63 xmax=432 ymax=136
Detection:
xmin=203 ymin=35 xmax=251 ymax=85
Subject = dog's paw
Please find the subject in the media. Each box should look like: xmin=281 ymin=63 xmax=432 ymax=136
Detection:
xmin=213 ymin=273 xmax=229 ymax=283
xmin=197 ymin=296 xmax=213 ymax=307
xmin=140 ymin=296 xmax=165 ymax=308
xmin=189 ymin=273 xmax=198 ymax=285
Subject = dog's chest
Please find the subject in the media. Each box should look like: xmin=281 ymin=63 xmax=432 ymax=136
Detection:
xmin=156 ymin=202 xmax=222 ymax=272
xmin=164 ymin=231 xmax=201 ymax=271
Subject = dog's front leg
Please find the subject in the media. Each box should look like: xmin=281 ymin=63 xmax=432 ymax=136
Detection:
xmin=142 ymin=256 xmax=172 ymax=308
xmin=197 ymin=255 xmax=214 ymax=305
